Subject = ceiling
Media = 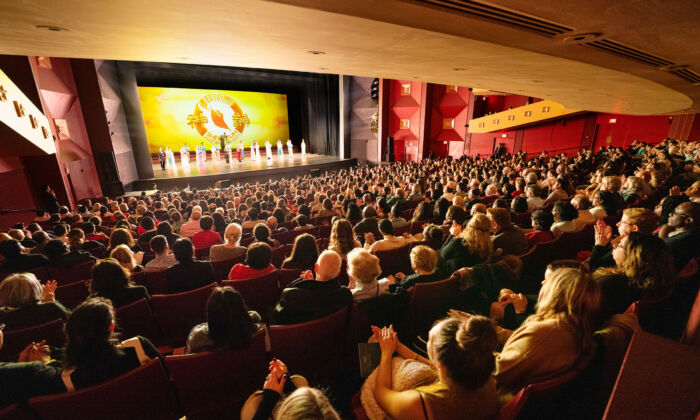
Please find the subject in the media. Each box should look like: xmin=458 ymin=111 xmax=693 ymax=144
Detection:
xmin=0 ymin=0 xmax=698 ymax=114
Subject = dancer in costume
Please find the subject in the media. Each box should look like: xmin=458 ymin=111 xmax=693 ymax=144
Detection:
xmin=167 ymin=147 xmax=175 ymax=167
xmin=287 ymin=139 xmax=294 ymax=159
xmin=301 ymin=139 xmax=306 ymax=159
xmin=277 ymin=139 xmax=283 ymax=159
xmin=236 ymin=142 xmax=243 ymax=162
xmin=224 ymin=142 xmax=232 ymax=163
xmin=265 ymin=140 xmax=272 ymax=160
xmin=158 ymin=148 xmax=166 ymax=170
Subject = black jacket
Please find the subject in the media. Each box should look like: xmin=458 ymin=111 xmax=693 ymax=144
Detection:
xmin=165 ymin=261 xmax=216 ymax=293
xmin=0 ymin=253 xmax=48 ymax=274
xmin=273 ymin=278 xmax=352 ymax=325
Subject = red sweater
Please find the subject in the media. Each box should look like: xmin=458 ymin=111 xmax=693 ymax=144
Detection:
xmin=228 ymin=264 xmax=276 ymax=280
xmin=192 ymin=230 xmax=223 ymax=249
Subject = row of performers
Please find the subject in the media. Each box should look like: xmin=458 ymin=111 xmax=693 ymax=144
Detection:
xmin=159 ymin=139 xmax=306 ymax=168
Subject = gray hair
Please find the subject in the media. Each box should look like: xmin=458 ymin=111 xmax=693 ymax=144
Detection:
xmin=0 ymin=273 xmax=42 ymax=308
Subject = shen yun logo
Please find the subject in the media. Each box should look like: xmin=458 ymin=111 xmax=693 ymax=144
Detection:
xmin=187 ymin=93 xmax=250 ymax=140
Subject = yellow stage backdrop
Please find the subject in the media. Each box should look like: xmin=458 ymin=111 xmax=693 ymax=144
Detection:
xmin=137 ymin=86 xmax=289 ymax=153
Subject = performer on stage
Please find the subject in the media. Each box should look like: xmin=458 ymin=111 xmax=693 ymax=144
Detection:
xmin=199 ymin=142 xmax=207 ymax=163
xmin=167 ymin=147 xmax=175 ymax=167
xmin=180 ymin=144 xmax=190 ymax=165
xmin=158 ymin=148 xmax=166 ymax=170
xmin=301 ymin=138 xmax=306 ymax=159
xmin=265 ymin=140 xmax=272 ymax=160
xmin=236 ymin=142 xmax=243 ymax=162
xmin=212 ymin=142 xmax=220 ymax=161
xmin=277 ymin=139 xmax=283 ymax=159
xmin=287 ymin=139 xmax=294 ymax=159
xmin=255 ymin=141 xmax=262 ymax=162
xmin=251 ymin=141 xmax=258 ymax=162
xmin=224 ymin=142 xmax=232 ymax=164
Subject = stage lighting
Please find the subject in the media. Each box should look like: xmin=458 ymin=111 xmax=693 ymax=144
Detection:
xmin=371 ymin=78 xmax=379 ymax=102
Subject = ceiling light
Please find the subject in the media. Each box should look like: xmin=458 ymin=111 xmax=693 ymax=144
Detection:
xmin=175 ymin=57 xmax=189 ymax=60
xmin=318 ymin=67 xmax=328 ymax=70
xmin=35 ymin=25 xmax=69 ymax=32
xmin=532 ymin=80 xmax=544 ymax=83
xmin=658 ymin=64 xmax=689 ymax=71
xmin=562 ymin=32 xmax=602 ymax=43
xmin=453 ymin=67 xmax=466 ymax=71
xmin=307 ymin=50 xmax=325 ymax=55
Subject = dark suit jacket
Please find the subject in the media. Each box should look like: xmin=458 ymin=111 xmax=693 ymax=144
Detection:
xmin=353 ymin=217 xmax=382 ymax=243
xmin=96 ymin=285 xmax=150 ymax=308
xmin=273 ymin=278 xmax=352 ymax=325
xmin=165 ymin=260 xmax=216 ymax=293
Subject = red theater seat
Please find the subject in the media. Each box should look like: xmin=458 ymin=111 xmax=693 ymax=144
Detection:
xmin=0 ymin=403 xmax=34 ymax=420
xmin=165 ymin=329 xmax=268 ymax=420
xmin=410 ymin=276 xmax=457 ymax=335
xmin=496 ymin=370 xmax=579 ymax=420
xmin=0 ymin=319 xmax=65 ymax=362
xmin=143 ymin=270 xmax=169 ymax=295
xmin=222 ymin=271 xmax=280 ymax=320
xmin=115 ymin=298 xmax=162 ymax=345
xmin=48 ymin=261 xmax=95 ymax=285
xmin=210 ymin=254 xmax=245 ymax=281
xmin=279 ymin=268 xmax=303 ymax=289
xmin=54 ymin=280 xmax=89 ymax=310
xmin=151 ymin=283 xmax=217 ymax=347
xmin=373 ymin=243 xmax=411 ymax=277
xmin=268 ymin=306 xmax=349 ymax=385
xmin=27 ymin=359 xmax=182 ymax=420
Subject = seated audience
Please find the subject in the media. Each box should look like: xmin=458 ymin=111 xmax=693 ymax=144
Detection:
xmin=494 ymin=266 xmax=600 ymax=392
xmin=281 ymin=233 xmax=319 ymax=270
xmin=210 ymin=223 xmax=246 ymax=262
xmin=180 ymin=211 xmax=203 ymax=238
xmin=347 ymin=248 xmax=390 ymax=302
xmin=107 ymin=228 xmax=141 ymax=254
xmin=53 ymin=223 xmax=69 ymax=243
xmin=62 ymin=298 xmax=161 ymax=390
xmin=137 ymin=216 xmax=159 ymax=243
xmin=155 ymin=221 xmax=180 ymax=247
xmin=0 ymin=239 xmax=48 ymax=273
xmin=186 ymin=286 xmax=262 ymax=353
xmin=353 ymin=206 xmax=382 ymax=243
xmin=371 ymin=317 xmax=501 ymax=420
xmin=228 ymin=242 xmax=276 ymax=280
xmin=250 ymin=359 xmax=341 ymax=420
xmin=525 ymin=209 xmax=555 ymax=245
xmin=551 ymin=201 xmax=580 ymax=236
xmin=252 ymin=223 xmax=278 ymax=248
xmin=89 ymin=258 xmax=149 ymax=307
xmin=368 ymin=219 xmax=409 ymax=253
xmin=0 ymin=273 xmax=66 ymax=330
xmin=44 ymin=239 xmax=96 ymax=267
xmin=110 ymin=244 xmax=143 ymax=273
xmin=395 ymin=245 xmax=444 ymax=289
xmin=68 ymin=228 xmax=105 ymax=256
xmin=525 ymin=185 xmax=544 ymax=211
xmin=192 ymin=215 xmax=224 ymax=249
xmin=273 ymin=250 xmax=351 ymax=325
xmin=487 ymin=208 xmax=530 ymax=255
xmin=165 ymin=238 xmax=216 ymax=293
xmin=511 ymin=196 xmax=529 ymax=215
xmin=658 ymin=201 xmax=700 ymax=271
xmin=590 ymin=208 xmax=658 ymax=270
xmin=440 ymin=214 xmax=493 ymax=273
xmin=571 ymin=194 xmax=597 ymax=228
xmin=144 ymin=235 xmax=178 ymax=273
xmin=328 ymin=218 xmax=360 ymax=259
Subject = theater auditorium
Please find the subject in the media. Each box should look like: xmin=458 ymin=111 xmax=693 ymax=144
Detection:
xmin=0 ymin=1 xmax=698 ymax=419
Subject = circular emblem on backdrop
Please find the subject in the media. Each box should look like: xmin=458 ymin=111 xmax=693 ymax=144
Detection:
xmin=186 ymin=93 xmax=250 ymax=141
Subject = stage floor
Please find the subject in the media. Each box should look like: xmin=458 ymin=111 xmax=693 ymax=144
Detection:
xmin=152 ymin=153 xmax=339 ymax=180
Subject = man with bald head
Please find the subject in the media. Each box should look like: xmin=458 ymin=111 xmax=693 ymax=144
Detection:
xmin=273 ymin=250 xmax=351 ymax=325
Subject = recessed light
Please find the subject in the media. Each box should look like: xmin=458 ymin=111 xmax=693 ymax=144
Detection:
xmin=562 ymin=32 xmax=602 ymax=43
xmin=307 ymin=50 xmax=325 ymax=55
xmin=175 ymin=57 xmax=189 ymax=60
xmin=35 ymin=25 xmax=69 ymax=32
xmin=318 ymin=67 xmax=328 ymax=70
xmin=532 ymin=80 xmax=544 ymax=83
xmin=453 ymin=67 xmax=466 ymax=71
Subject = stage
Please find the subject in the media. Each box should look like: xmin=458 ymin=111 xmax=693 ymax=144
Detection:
xmin=129 ymin=153 xmax=356 ymax=191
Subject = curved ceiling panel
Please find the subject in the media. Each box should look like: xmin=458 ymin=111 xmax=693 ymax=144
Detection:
xmin=0 ymin=0 xmax=694 ymax=114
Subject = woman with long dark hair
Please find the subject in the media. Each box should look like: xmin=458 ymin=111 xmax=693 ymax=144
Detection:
xmin=281 ymin=233 xmax=319 ymax=270
xmin=186 ymin=287 xmax=261 ymax=353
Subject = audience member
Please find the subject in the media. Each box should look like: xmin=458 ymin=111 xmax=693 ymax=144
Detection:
xmin=228 ymin=242 xmax=276 ymax=280
xmin=281 ymin=234 xmax=319 ymax=270
xmin=487 ymin=208 xmax=530 ymax=255
xmin=89 ymin=258 xmax=149 ymax=307
xmin=144 ymin=235 xmax=178 ymax=272
xmin=210 ymin=223 xmax=246 ymax=262
xmin=192 ymin=216 xmax=224 ymax=249
xmin=165 ymin=238 xmax=216 ymax=293
xmin=0 ymin=273 xmax=66 ymax=330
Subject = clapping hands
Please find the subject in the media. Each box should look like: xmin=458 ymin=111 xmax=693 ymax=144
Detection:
xmin=18 ymin=340 xmax=51 ymax=364
xmin=40 ymin=280 xmax=57 ymax=303
xmin=262 ymin=358 xmax=288 ymax=395
xmin=371 ymin=325 xmax=398 ymax=356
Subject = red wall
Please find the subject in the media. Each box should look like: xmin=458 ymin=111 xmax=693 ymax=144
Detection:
xmin=592 ymin=114 xmax=671 ymax=150
xmin=387 ymin=80 xmax=424 ymax=162
xmin=428 ymin=85 xmax=470 ymax=158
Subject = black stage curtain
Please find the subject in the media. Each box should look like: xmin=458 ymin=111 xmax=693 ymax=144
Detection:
xmin=119 ymin=61 xmax=339 ymax=157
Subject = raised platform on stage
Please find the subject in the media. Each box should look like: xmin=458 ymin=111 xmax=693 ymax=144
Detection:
xmin=130 ymin=153 xmax=355 ymax=191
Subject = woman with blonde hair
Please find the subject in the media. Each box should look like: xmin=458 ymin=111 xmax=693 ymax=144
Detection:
xmin=347 ymin=248 xmax=390 ymax=303
xmin=328 ymin=218 xmax=360 ymax=259
xmin=109 ymin=244 xmax=143 ymax=273
xmin=494 ymin=267 xmax=601 ymax=392
xmin=210 ymin=223 xmax=246 ymax=262
xmin=440 ymin=213 xmax=493 ymax=274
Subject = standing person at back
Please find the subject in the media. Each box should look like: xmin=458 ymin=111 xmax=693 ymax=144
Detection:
xmin=165 ymin=238 xmax=216 ymax=293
